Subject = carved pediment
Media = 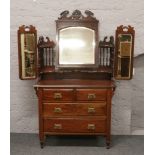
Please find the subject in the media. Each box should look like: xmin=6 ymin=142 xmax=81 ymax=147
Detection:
xmin=58 ymin=9 xmax=98 ymax=21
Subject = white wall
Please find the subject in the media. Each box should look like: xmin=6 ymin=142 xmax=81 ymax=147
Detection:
xmin=10 ymin=0 xmax=144 ymax=134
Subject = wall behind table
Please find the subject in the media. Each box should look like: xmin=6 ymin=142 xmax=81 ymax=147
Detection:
xmin=10 ymin=0 xmax=144 ymax=134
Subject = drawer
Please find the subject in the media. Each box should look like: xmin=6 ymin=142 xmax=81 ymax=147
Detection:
xmin=43 ymin=103 xmax=75 ymax=117
xmin=44 ymin=117 xmax=106 ymax=133
xmin=42 ymin=89 xmax=74 ymax=101
xmin=43 ymin=103 xmax=107 ymax=117
xmin=76 ymin=89 xmax=107 ymax=101
xmin=76 ymin=103 xmax=107 ymax=116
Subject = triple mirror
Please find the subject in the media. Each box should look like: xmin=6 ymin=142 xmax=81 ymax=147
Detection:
xmin=17 ymin=12 xmax=135 ymax=81
xmin=17 ymin=25 xmax=37 ymax=79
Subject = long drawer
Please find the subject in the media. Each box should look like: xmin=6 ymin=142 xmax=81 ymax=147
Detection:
xmin=44 ymin=117 xmax=106 ymax=133
xmin=42 ymin=89 xmax=74 ymax=102
xmin=43 ymin=102 xmax=107 ymax=117
xmin=76 ymin=89 xmax=107 ymax=101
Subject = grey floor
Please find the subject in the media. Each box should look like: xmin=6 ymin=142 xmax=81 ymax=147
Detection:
xmin=11 ymin=133 xmax=144 ymax=155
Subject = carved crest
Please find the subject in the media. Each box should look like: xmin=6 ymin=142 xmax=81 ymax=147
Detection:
xmin=116 ymin=25 xmax=135 ymax=33
xmin=38 ymin=36 xmax=55 ymax=48
xmin=58 ymin=9 xmax=97 ymax=21
xmin=18 ymin=25 xmax=36 ymax=33
xmin=99 ymin=36 xmax=114 ymax=47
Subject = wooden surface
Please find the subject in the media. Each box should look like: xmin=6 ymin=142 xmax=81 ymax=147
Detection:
xmin=34 ymin=79 xmax=115 ymax=149
xmin=34 ymin=10 xmax=115 ymax=149
xmin=34 ymin=79 xmax=115 ymax=88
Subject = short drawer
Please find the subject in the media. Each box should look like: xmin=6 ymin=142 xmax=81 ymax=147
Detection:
xmin=76 ymin=89 xmax=107 ymax=101
xmin=44 ymin=117 xmax=106 ymax=133
xmin=43 ymin=102 xmax=107 ymax=117
xmin=42 ymin=89 xmax=74 ymax=101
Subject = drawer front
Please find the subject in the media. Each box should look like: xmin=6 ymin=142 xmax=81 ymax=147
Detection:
xmin=43 ymin=103 xmax=107 ymax=117
xmin=44 ymin=117 xmax=106 ymax=133
xmin=76 ymin=103 xmax=107 ymax=116
xmin=76 ymin=89 xmax=107 ymax=101
xmin=42 ymin=89 xmax=74 ymax=101
xmin=43 ymin=103 xmax=75 ymax=117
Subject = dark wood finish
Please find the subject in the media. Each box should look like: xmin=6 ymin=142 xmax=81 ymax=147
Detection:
xmin=37 ymin=36 xmax=56 ymax=74
xmin=114 ymin=25 xmax=135 ymax=80
xmin=44 ymin=117 xmax=107 ymax=133
xmin=35 ymin=79 xmax=115 ymax=88
xmin=18 ymin=25 xmax=37 ymax=80
xmin=40 ymin=70 xmax=113 ymax=80
xmin=56 ymin=10 xmax=99 ymax=68
xmin=43 ymin=102 xmax=107 ymax=117
xmin=99 ymin=36 xmax=115 ymax=77
xmin=76 ymin=89 xmax=107 ymax=101
xmin=42 ymin=89 xmax=74 ymax=101
xmin=34 ymin=79 xmax=115 ymax=148
xmin=34 ymin=10 xmax=116 ymax=149
xmin=37 ymin=10 xmax=115 ymax=80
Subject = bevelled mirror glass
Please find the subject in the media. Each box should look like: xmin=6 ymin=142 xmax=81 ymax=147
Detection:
xmin=18 ymin=25 xmax=37 ymax=80
xmin=59 ymin=27 xmax=95 ymax=65
xmin=56 ymin=9 xmax=99 ymax=68
xmin=114 ymin=25 xmax=135 ymax=80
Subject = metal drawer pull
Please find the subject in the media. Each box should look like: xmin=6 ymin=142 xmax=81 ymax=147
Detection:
xmin=54 ymin=107 xmax=62 ymax=113
xmin=54 ymin=93 xmax=62 ymax=99
xmin=54 ymin=124 xmax=62 ymax=129
xmin=88 ymin=107 xmax=95 ymax=113
xmin=88 ymin=124 xmax=95 ymax=130
xmin=88 ymin=94 xmax=96 ymax=100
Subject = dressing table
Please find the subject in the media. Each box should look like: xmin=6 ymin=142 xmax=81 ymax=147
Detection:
xmin=33 ymin=10 xmax=115 ymax=148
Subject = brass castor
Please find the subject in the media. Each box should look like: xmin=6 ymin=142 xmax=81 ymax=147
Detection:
xmin=106 ymin=142 xmax=110 ymax=149
xmin=40 ymin=142 xmax=44 ymax=149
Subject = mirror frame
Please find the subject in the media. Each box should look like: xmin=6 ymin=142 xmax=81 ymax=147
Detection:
xmin=55 ymin=10 xmax=99 ymax=68
xmin=114 ymin=25 xmax=135 ymax=80
xmin=17 ymin=25 xmax=37 ymax=80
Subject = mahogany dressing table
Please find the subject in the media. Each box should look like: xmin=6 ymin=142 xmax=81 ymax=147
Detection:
xmin=33 ymin=10 xmax=116 ymax=148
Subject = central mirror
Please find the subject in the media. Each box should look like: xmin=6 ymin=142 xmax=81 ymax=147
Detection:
xmin=56 ymin=10 xmax=99 ymax=68
xmin=59 ymin=27 xmax=95 ymax=65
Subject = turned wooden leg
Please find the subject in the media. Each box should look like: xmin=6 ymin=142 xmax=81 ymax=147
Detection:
xmin=106 ymin=135 xmax=111 ymax=149
xmin=39 ymin=134 xmax=46 ymax=149
xmin=40 ymin=141 xmax=44 ymax=149
xmin=106 ymin=141 xmax=110 ymax=149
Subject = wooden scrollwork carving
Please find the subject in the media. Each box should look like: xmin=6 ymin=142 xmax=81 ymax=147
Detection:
xmin=58 ymin=9 xmax=97 ymax=21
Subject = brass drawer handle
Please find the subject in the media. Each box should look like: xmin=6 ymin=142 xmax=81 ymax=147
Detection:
xmin=54 ymin=124 xmax=62 ymax=129
xmin=54 ymin=93 xmax=62 ymax=99
xmin=54 ymin=107 xmax=62 ymax=113
xmin=88 ymin=94 xmax=96 ymax=100
xmin=88 ymin=107 xmax=95 ymax=113
xmin=88 ymin=124 xmax=95 ymax=130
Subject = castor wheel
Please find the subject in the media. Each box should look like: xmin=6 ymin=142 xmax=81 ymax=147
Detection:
xmin=106 ymin=142 xmax=110 ymax=149
xmin=40 ymin=142 xmax=44 ymax=149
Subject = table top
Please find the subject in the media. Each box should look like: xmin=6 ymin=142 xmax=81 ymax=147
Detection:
xmin=33 ymin=79 xmax=115 ymax=88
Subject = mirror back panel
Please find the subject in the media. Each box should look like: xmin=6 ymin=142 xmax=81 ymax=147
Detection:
xmin=56 ymin=10 xmax=99 ymax=68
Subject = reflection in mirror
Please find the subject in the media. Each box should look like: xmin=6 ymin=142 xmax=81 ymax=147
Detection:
xmin=117 ymin=34 xmax=132 ymax=78
xmin=59 ymin=27 xmax=95 ymax=65
xmin=18 ymin=25 xmax=37 ymax=80
xmin=20 ymin=33 xmax=36 ymax=78
xmin=114 ymin=25 xmax=135 ymax=80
